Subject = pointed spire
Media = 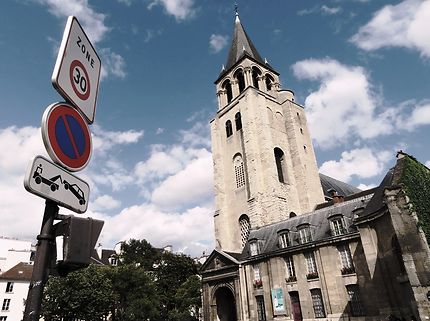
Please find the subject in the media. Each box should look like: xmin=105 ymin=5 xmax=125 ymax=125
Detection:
xmin=235 ymin=3 xmax=240 ymax=23
xmin=223 ymin=10 xmax=266 ymax=73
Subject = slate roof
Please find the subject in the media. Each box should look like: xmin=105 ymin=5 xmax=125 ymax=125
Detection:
xmin=217 ymin=15 xmax=278 ymax=82
xmin=358 ymin=168 xmax=394 ymax=219
xmin=0 ymin=262 xmax=33 ymax=281
xmin=242 ymin=189 xmax=374 ymax=258
xmin=319 ymin=173 xmax=361 ymax=198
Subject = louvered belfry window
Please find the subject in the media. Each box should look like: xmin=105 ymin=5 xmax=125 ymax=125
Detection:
xmin=239 ymin=215 xmax=251 ymax=248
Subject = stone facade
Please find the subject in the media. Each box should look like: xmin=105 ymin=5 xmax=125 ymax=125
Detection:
xmin=202 ymin=13 xmax=430 ymax=321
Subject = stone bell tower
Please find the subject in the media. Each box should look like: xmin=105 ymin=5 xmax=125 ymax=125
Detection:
xmin=210 ymin=12 xmax=325 ymax=253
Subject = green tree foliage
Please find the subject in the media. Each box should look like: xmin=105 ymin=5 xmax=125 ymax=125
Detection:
xmin=399 ymin=156 xmax=430 ymax=243
xmin=42 ymin=239 xmax=202 ymax=321
xmin=42 ymin=264 xmax=114 ymax=321
xmin=108 ymin=265 xmax=160 ymax=321
xmin=118 ymin=239 xmax=161 ymax=270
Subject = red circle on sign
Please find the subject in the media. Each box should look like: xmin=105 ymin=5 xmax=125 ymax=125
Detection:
xmin=69 ymin=60 xmax=91 ymax=101
xmin=41 ymin=103 xmax=92 ymax=171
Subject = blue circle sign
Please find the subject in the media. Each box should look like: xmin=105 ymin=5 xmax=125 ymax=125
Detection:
xmin=42 ymin=102 xmax=92 ymax=171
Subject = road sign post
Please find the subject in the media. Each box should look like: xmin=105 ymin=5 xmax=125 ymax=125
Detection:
xmin=23 ymin=16 xmax=102 ymax=321
xmin=23 ymin=201 xmax=58 ymax=321
xmin=52 ymin=16 xmax=101 ymax=124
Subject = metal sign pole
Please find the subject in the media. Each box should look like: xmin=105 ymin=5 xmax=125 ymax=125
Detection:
xmin=23 ymin=200 xmax=58 ymax=321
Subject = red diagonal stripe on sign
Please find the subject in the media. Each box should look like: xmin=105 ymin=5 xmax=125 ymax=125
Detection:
xmin=61 ymin=115 xmax=80 ymax=159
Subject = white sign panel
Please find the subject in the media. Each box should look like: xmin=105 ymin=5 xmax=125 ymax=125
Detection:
xmin=52 ymin=16 xmax=101 ymax=124
xmin=24 ymin=155 xmax=90 ymax=214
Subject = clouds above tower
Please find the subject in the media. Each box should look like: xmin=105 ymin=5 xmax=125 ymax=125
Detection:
xmin=351 ymin=0 xmax=430 ymax=58
xmin=292 ymin=58 xmax=394 ymax=148
xmin=147 ymin=0 xmax=197 ymax=21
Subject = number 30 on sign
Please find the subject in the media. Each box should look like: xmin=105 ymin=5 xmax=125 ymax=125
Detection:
xmin=52 ymin=16 xmax=101 ymax=124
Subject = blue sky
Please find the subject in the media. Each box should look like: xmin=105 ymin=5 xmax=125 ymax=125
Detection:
xmin=1 ymin=0 xmax=430 ymax=256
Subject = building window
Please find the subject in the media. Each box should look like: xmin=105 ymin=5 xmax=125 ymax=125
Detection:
xmin=1 ymin=299 xmax=10 ymax=311
xmin=253 ymin=265 xmax=262 ymax=287
xmin=0 ymin=316 xmax=7 ymax=321
xmin=330 ymin=216 xmax=346 ymax=236
xmin=235 ymin=112 xmax=242 ymax=131
xmin=310 ymin=289 xmax=326 ymax=318
xmin=225 ymin=120 xmax=233 ymax=138
xmin=252 ymin=67 xmax=261 ymax=89
xmin=305 ymin=252 xmax=318 ymax=279
xmin=222 ymin=79 xmax=233 ymax=103
xmin=278 ymin=230 xmax=291 ymax=248
xmin=250 ymin=240 xmax=259 ymax=256
xmin=5 ymin=282 xmax=13 ymax=293
xmin=284 ymin=256 xmax=296 ymax=282
xmin=234 ymin=154 xmax=245 ymax=188
xmin=256 ymin=296 xmax=266 ymax=321
xmin=265 ymin=74 xmax=274 ymax=91
xmin=274 ymin=148 xmax=286 ymax=183
xmin=346 ymin=285 xmax=365 ymax=316
xmin=298 ymin=225 xmax=312 ymax=244
xmin=234 ymin=69 xmax=246 ymax=93
xmin=109 ymin=257 xmax=118 ymax=266
xmin=239 ymin=214 xmax=251 ymax=248
xmin=338 ymin=244 xmax=355 ymax=274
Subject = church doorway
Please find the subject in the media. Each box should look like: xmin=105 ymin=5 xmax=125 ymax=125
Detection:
xmin=214 ymin=286 xmax=237 ymax=321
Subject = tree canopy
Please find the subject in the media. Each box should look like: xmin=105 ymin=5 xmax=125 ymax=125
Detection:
xmin=42 ymin=239 xmax=201 ymax=321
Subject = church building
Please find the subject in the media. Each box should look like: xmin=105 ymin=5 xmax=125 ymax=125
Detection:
xmin=200 ymin=12 xmax=430 ymax=321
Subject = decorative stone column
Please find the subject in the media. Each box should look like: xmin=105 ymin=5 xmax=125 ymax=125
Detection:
xmin=217 ymin=89 xmax=226 ymax=109
xmin=232 ymin=79 xmax=239 ymax=98
xmin=244 ymin=66 xmax=252 ymax=88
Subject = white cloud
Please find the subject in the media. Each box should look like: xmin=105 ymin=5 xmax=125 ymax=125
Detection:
xmin=351 ymin=0 xmax=430 ymax=58
xmin=292 ymin=58 xmax=395 ymax=148
xmin=99 ymin=204 xmax=214 ymax=257
xmin=36 ymin=0 xmax=109 ymax=44
xmin=357 ymin=183 xmax=377 ymax=190
xmin=148 ymin=0 xmax=196 ymax=21
xmin=99 ymin=48 xmax=127 ymax=80
xmin=425 ymin=161 xmax=430 ymax=168
xmin=209 ymin=34 xmax=229 ymax=54
xmin=37 ymin=0 xmax=127 ymax=81
xmin=156 ymin=128 xmax=165 ymax=135
xmin=92 ymin=195 xmax=121 ymax=211
xmin=399 ymin=101 xmax=430 ymax=130
xmin=319 ymin=147 xmax=392 ymax=182
xmin=117 ymin=0 xmax=134 ymax=6
xmin=0 ymin=121 xmax=214 ymax=257
xmin=321 ymin=5 xmax=342 ymax=15
xmin=92 ymin=125 xmax=143 ymax=154
xmin=151 ymin=151 xmax=213 ymax=210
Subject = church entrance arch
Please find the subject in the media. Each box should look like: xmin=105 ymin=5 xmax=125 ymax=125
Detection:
xmin=213 ymin=286 xmax=237 ymax=321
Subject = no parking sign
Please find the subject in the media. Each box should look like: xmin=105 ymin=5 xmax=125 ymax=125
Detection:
xmin=52 ymin=16 xmax=101 ymax=124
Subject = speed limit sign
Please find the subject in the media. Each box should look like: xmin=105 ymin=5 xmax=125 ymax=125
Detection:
xmin=52 ymin=16 xmax=101 ymax=124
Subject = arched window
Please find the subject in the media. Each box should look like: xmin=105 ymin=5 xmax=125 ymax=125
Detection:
xmin=289 ymin=212 xmax=297 ymax=218
xmin=239 ymin=214 xmax=251 ymax=248
xmin=234 ymin=69 xmax=245 ymax=93
xmin=225 ymin=120 xmax=233 ymax=138
xmin=274 ymin=147 xmax=286 ymax=183
xmin=234 ymin=154 xmax=245 ymax=188
xmin=235 ymin=112 xmax=242 ymax=131
xmin=222 ymin=79 xmax=233 ymax=103
xmin=252 ymin=67 xmax=261 ymax=89
xmin=265 ymin=74 xmax=274 ymax=91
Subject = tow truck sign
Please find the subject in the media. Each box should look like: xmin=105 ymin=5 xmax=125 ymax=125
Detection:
xmin=24 ymin=155 xmax=90 ymax=214
xmin=52 ymin=16 xmax=101 ymax=124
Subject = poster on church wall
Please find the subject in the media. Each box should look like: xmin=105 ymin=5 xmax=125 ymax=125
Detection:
xmin=271 ymin=288 xmax=285 ymax=314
